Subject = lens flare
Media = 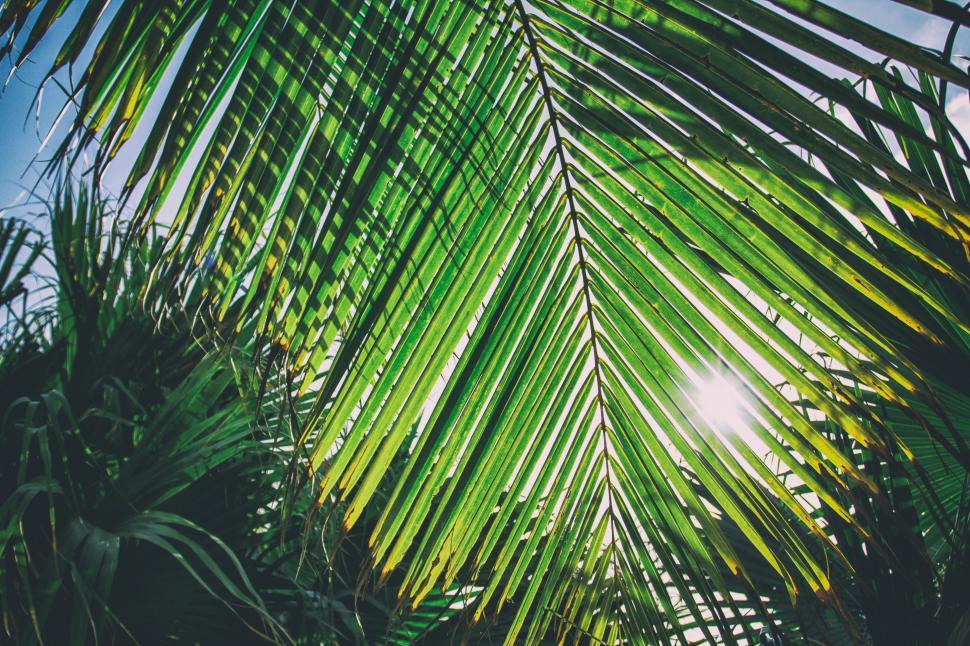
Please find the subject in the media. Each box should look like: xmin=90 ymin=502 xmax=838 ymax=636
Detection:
xmin=691 ymin=374 xmax=749 ymax=435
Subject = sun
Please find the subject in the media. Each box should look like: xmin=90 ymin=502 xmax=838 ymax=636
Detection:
xmin=690 ymin=373 xmax=750 ymax=437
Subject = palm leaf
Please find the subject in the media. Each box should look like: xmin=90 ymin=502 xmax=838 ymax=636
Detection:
xmin=3 ymin=0 xmax=970 ymax=641
xmin=0 ymin=218 xmax=43 ymax=310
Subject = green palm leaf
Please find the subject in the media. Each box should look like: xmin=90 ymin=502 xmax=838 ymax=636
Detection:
xmin=3 ymin=0 xmax=970 ymax=642
xmin=0 ymin=218 xmax=43 ymax=311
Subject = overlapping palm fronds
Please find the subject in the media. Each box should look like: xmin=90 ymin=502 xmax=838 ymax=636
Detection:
xmin=0 ymin=187 xmax=477 ymax=644
xmin=3 ymin=0 xmax=970 ymax=642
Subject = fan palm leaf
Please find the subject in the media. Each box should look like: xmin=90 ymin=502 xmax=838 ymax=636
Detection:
xmin=3 ymin=0 xmax=970 ymax=642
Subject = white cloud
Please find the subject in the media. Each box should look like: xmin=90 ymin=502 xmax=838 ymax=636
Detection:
xmin=911 ymin=18 xmax=951 ymax=50
xmin=947 ymin=93 xmax=970 ymax=137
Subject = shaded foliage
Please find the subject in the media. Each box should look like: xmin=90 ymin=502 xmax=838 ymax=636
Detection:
xmin=0 ymin=188 xmax=476 ymax=644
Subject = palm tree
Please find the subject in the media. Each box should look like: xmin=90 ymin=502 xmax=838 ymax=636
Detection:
xmin=0 ymin=187 xmax=297 ymax=643
xmin=2 ymin=0 xmax=970 ymax=643
xmin=0 ymin=188 xmax=482 ymax=644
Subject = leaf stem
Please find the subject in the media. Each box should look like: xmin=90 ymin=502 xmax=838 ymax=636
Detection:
xmin=512 ymin=0 xmax=620 ymax=568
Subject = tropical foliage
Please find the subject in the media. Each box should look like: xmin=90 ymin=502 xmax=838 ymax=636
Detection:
xmin=0 ymin=189 xmax=478 ymax=643
xmin=2 ymin=0 xmax=970 ymax=643
xmin=1 ymin=188 xmax=287 ymax=643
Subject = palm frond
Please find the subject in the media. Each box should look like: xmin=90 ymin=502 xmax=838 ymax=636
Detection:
xmin=3 ymin=0 xmax=970 ymax=642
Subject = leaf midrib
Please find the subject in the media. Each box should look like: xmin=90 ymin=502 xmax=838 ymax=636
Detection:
xmin=512 ymin=0 xmax=622 ymax=601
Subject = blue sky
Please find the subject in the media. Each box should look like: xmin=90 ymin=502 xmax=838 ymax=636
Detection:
xmin=0 ymin=1 xmax=968 ymax=218
xmin=0 ymin=3 xmax=88 ymax=212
